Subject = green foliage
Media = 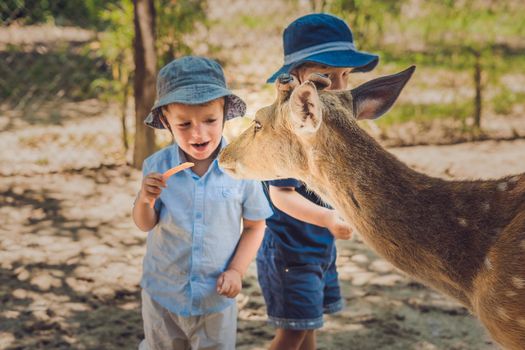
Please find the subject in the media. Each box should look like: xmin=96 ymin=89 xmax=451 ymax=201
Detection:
xmin=93 ymin=0 xmax=135 ymax=103
xmin=413 ymin=1 xmax=525 ymax=49
xmin=226 ymin=14 xmax=278 ymax=30
xmin=328 ymin=0 xmax=402 ymax=50
xmin=0 ymin=43 xmax=110 ymax=103
xmin=156 ymin=0 xmax=208 ymax=66
xmin=92 ymin=0 xmax=207 ymax=103
xmin=0 ymin=0 xmax=120 ymax=28
xmin=238 ymin=15 xmax=265 ymax=30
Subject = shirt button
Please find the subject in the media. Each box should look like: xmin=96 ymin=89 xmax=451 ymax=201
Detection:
xmin=198 ymin=182 xmax=204 ymax=187
xmin=196 ymin=212 xmax=202 ymax=219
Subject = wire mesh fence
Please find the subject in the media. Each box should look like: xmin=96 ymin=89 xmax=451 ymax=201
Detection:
xmin=3 ymin=1 xmax=525 ymax=177
xmin=0 ymin=1 xmax=255 ymax=176
xmin=0 ymin=23 xmax=126 ymax=175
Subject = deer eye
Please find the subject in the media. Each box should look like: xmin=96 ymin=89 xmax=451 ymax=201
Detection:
xmin=254 ymin=120 xmax=262 ymax=132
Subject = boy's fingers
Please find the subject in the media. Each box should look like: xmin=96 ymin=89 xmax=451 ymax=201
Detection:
xmin=145 ymin=173 xmax=167 ymax=185
xmin=220 ymin=279 xmax=231 ymax=296
xmin=144 ymin=177 xmax=167 ymax=191
xmin=145 ymin=178 xmax=166 ymax=188
xmin=216 ymin=275 xmax=224 ymax=293
xmin=146 ymin=187 xmax=163 ymax=195
xmin=145 ymin=185 xmax=162 ymax=193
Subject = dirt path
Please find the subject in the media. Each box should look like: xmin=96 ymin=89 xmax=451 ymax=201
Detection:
xmin=1 ymin=139 xmax=524 ymax=349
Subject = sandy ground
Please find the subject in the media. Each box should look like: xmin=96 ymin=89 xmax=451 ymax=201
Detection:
xmin=1 ymin=109 xmax=525 ymax=349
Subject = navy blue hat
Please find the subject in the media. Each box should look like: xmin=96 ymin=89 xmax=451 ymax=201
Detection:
xmin=145 ymin=56 xmax=246 ymax=129
xmin=267 ymin=13 xmax=379 ymax=83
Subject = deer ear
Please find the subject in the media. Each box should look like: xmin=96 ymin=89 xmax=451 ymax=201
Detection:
xmin=351 ymin=66 xmax=415 ymax=120
xmin=289 ymin=81 xmax=322 ymax=135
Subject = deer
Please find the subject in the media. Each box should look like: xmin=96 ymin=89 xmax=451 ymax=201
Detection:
xmin=218 ymin=66 xmax=525 ymax=349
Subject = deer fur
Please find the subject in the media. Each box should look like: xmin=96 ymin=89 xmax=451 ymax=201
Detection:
xmin=218 ymin=67 xmax=525 ymax=349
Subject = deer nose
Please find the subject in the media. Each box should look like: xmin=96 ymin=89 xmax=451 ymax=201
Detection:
xmin=218 ymin=151 xmax=235 ymax=170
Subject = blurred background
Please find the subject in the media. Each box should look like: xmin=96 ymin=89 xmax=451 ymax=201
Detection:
xmin=1 ymin=1 xmax=524 ymax=349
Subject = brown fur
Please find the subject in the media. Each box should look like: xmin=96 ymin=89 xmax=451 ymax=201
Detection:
xmin=219 ymin=69 xmax=525 ymax=349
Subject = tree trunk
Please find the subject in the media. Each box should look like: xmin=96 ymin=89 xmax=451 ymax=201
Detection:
xmin=132 ymin=0 xmax=157 ymax=169
xmin=473 ymin=50 xmax=482 ymax=129
xmin=121 ymin=78 xmax=130 ymax=152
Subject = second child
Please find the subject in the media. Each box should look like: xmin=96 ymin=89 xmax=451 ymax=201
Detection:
xmin=259 ymin=13 xmax=380 ymax=350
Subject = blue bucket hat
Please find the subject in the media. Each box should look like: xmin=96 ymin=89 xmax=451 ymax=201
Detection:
xmin=267 ymin=13 xmax=379 ymax=83
xmin=144 ymin=56 xmax=246 ymax=129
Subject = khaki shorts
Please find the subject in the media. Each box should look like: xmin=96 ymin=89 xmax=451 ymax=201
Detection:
xmin=139 ymin=290 xmax=237 ymax=350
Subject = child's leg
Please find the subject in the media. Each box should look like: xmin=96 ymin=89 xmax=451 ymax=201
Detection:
xmin=190 ymin=303 xmax=237 ymax=350
xmin=269 ymin=329 xmax=316 ymax=350
xmin=140 ymin=289 xmax=190 ymax=350
xmin=299 ymin=330 xmax=316 ymax=350
xmin=268 ymin=329 xmax=311 ymax=350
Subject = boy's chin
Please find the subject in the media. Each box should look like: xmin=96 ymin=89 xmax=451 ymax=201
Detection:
xmin=188 ymin=152 xmax=213 ymax=161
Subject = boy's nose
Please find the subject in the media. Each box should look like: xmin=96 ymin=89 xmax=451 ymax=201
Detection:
xmin=191 ymin=123 xmax=204 ymax=137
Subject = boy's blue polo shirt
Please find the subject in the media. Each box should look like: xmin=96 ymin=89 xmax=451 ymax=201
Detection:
xmin=264 ymin=178 xmax=334 ymax=264
xmin=140 ymin=139 xmax=272 ymax=317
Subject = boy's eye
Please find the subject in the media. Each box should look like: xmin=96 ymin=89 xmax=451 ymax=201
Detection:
xmin=206 ymin=118 xmax=217 ymax=124
xmin=178 ymin=122 xmax=191 ymax=128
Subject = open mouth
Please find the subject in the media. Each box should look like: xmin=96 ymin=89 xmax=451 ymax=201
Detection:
xmin=191 ymin=141 xmax=210 ymax=151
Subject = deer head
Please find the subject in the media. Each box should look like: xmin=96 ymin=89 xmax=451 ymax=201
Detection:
xmin=219 ymin=66 xmax=416 ymax=183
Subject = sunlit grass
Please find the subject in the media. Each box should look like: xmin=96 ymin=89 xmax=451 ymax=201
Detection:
xmin=377 ymin=101 xmax=472 ymax=127
xmin=492 ymin=89 xmax=525 ymax=115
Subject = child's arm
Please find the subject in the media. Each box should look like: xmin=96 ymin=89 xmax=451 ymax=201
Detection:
xmin=132 ymin=173 xmax=166 ymax=232
xmin=216 ymin=218 xmax=266 ymax=298
xmin=269 ymin=185 xmax=352 ymax=240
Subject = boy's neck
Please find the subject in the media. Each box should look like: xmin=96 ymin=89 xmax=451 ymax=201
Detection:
xmin=184 ymin=145 xmax=221 ymax=177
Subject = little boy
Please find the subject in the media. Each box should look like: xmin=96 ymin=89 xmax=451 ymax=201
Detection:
xmin=259 ymin=13 xmax=380 ymax=350
xmin=133 ymin=56 xmax=272 ymax=350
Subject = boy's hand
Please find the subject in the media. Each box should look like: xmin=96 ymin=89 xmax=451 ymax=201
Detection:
xmin=326 ymin=211 xmax=353 ymax=240
xmin=216 ymin=268 xmax=242 ymax=298
xmin=138 ymin=173 xmax=166 ymax=205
